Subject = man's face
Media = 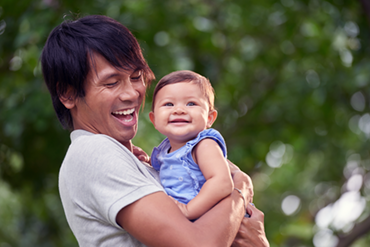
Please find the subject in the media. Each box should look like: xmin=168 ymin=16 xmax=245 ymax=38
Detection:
xmin=70 ymin=53 xmax=146 ymax=149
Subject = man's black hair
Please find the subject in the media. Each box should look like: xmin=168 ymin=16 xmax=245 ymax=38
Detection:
xmin=41 ymin=15 xmax=155 ymax=130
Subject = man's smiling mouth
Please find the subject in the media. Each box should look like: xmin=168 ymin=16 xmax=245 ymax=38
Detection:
xmin=112 ymin=108 xmax=135 ymax=122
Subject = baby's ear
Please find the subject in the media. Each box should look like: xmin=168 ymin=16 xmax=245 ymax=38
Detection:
xmin=207 ymin=110 xmax=218 ymax=128
xmin=149 ymin=111 xmax=156 ymax=127
xmin=59 ymin=85 xmax=76 ymax=109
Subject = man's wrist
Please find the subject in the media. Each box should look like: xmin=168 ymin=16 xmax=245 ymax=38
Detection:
xmin=233 ymin=188 xmax=249 ymax=217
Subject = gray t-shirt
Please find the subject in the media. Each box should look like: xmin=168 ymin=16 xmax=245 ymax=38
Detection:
xmin=59 ymin=130 xmax=164 ymax=246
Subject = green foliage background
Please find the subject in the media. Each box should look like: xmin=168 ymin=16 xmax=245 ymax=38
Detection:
xmin=1 ymin=0 xmax=370 ymax=246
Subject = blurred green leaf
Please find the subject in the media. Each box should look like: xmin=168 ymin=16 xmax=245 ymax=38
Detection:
xmin=1 ymin=0 xmax=370 ymax=246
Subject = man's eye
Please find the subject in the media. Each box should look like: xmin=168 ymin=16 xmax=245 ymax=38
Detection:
xmin=187 ymin=102 xmax=196 ymax=106
xmin=131 ymin=71 xmax=143 ymax=80
xmin=131 ymin=74 xmax=142 ymax=80
xmin=164 ymin=103 xmax=173 ymax=106
xmin=106 ymin=81 xmax=118 ymax=87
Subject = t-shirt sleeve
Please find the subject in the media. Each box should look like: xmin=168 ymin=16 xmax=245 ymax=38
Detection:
xmin=63 ymin=134 xmax=163 ymax=229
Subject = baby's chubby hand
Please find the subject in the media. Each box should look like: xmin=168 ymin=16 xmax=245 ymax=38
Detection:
xmin=169 ymin=196 xmax=191 ymax=219
xmin=132 ymin=145 xmax=150 ymax=164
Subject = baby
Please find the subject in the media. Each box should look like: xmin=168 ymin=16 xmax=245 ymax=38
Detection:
xmin=149 ymin=70 xmax=234 ymax=220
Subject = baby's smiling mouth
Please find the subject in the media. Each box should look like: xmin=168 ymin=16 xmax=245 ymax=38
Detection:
xmin=169 ymin=118 xmax=190 ymax=123
xmin=112 ymin=108 xmax=135 ymax=122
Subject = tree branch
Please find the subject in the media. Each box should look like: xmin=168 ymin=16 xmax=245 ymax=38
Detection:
xmin=359 ymin=0 xmax=370 ymax=27
xmin=336 ymin=214 xmax=370 ymax=247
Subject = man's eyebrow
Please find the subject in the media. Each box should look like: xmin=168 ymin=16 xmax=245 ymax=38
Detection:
xmin=98 ymin=72 xmax=120 ymax=82
xmin=96 ymin=67 xmax=140 ymax=82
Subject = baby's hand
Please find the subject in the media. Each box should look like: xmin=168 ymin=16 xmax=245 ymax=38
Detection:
xmin=132 ymin=145 xmax=150 ymax=164
xmin=169 ymin=196 xmax=191 ymax=219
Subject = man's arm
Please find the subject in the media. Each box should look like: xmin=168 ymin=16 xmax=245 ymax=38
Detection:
xmin=116 ymin=171 xmax=251 ymax=247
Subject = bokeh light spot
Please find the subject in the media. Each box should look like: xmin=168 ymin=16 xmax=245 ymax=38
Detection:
xmin=281 ymin=195 xmax=301 ymax=215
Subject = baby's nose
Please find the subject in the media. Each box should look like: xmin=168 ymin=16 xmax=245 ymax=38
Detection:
xmin=174 ymin=106 xmax=186 ymax=114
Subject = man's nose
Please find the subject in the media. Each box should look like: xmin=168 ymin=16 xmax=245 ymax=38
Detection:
xmin=119 ymin=81 xmax=140 ymax=102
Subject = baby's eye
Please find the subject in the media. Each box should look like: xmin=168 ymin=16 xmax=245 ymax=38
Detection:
xmin=164 ymin=102 xmax=174 ymax=106
xmin=187 ymin=102 xmax=196 ymax=106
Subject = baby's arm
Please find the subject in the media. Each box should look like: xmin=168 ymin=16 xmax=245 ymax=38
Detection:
xmin=176 ymin=138 xmax=234 ymax=220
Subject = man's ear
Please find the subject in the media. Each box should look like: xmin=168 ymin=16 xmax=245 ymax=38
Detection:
xmin=59 ymin=85 xmax=76 ymax=110
xmin=207 ymin=109 xmax=218 ymax=128
xmin=149 ymin=111 xmax=156 ymax=127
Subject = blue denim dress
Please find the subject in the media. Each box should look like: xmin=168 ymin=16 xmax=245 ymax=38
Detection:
xmin=151 ymin=128 xmax=227 ymax=204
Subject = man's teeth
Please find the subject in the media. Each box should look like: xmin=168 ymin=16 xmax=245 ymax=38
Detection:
xmin=124 ymin=115 xmax=134 ymax=122
xmin=113 ymin=108 xmax=135 ymax=115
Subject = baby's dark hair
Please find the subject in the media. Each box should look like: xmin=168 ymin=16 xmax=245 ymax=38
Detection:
xmin=151 ymin=70 xmax=215 ymax=111
xmin=41 ymin=15 xmax=155 ymax=130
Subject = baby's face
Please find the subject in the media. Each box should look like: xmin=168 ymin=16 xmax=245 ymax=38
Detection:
xmin=149 ymin=81 xmax=216 ymax=144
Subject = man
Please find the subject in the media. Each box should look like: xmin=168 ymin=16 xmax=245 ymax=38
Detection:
xmin=41 ymin=15 xmax=269 ymax=247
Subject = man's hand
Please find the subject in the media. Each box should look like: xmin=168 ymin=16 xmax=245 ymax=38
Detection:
xmin=227 ymin=159 xmax=241 ymax=176
xmin=132 ymin=145 xmax=150 ymax=164
xmin=228 ymin=160 xmax=254 ymax=203
xmin=232 ymin=204 xmax=270 ymax=247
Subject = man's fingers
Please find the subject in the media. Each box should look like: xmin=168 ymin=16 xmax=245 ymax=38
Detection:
xmin=247 ymin=204 xmax=264 ymax=221
xmin=227 ymin=159 xmax=241 ymax=176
